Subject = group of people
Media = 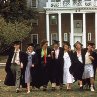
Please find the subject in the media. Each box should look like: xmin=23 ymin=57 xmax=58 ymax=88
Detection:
xmin=4 ymin=39 xmax=97 ymax=93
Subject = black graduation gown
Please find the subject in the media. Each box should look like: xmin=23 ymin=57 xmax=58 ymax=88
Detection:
xmin=69 ymin=49 xmax=85 ymax=81
xmin=50 ymin=47 xmax=64 ymax=85
xmin=91 ymin=51 xmax=97 ymax=79
xmin=4 ymin=49 xmax=27 ymax=87
xmin=29 ymin=52 xmax=40 ymax=88
xmin=33 ymin=48 xmax=51 ymax=88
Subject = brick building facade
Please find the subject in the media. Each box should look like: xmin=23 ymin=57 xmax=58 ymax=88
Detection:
xmin=26 ymin=0 xmax=97 ymax=49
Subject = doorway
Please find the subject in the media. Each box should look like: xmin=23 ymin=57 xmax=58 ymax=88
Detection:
xmin=74 ymin=36 xmax=82 ymax=44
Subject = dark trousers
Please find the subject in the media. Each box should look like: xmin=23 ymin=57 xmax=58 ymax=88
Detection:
xmin=10 ymin=63 xmax=21 ymax=89
xmin=51 ymin=59 xmax=63 ymax=86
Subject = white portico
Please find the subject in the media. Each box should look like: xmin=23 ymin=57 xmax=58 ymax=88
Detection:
xmin=44 ymin=0 xmax=97 ymax=49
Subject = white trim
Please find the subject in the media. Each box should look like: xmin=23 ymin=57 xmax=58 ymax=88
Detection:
xmin=70 ymin=13 xmax=74 ymax=50
xmin=74 ymin=33 xmax=83 ymax=36
xmin=51 ymin=33 xmax=58 ymax=45
xmin=83 ymin=13 xmax=86 ymax=48
xmin=46 ymin=13 xmax=50 ymax=46
xmin=31 ymin=34 xmax=38 ymax=44
xmin=64 ymin=33 xmax=68 ymax=41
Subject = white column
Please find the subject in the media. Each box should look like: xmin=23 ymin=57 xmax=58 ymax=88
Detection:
xmin=70 ymin=13 xmax=74 ymax=50
xmin=70 ymin=0 xmax=73 ymax=7
xmin=95 ymin=13 xmax=97 ymax=49
xmin=91 ymin=0 xmax=94 ymax=6
xmin=82 ymin=0 xmax=85 ymax=6
xmin=58 ymin=12 xmax=62 ymax=47
xmin=48 ymin=0 xmax=51 ymax=7
xmin=61 ymin=0 xmax=64 ymax=7
xmin=46 ymin=13 xmax=50 ymax=46
xmin=83 ymin=13 xmax=86 ymax=48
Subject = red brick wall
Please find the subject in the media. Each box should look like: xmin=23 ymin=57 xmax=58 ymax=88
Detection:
xmin=38 ymin=13 xmax=46 ymax=42
xmin=23 ymin=12 xmax=95 ymax=49
xmin=86 ymin=13 xmax=95 ymax=43
xmin=61 ymin=13 xmax=70 ymax=42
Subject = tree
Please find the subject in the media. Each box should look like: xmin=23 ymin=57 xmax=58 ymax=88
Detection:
xmin=0 ymin=0 xmax=38 ymax=22
xmin=0 ymin=16 xmax=31 ymax=53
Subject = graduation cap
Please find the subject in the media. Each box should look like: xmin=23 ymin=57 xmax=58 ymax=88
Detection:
xmin=74 ymin=41 xmax=83 ymax=48
xmin=53 ymin=40 xmax=59 ymax=45
xmin=27 ymin=43 xmax=35 ymax=47
xmin=63 ymin=41 xmax=70 ymax=46
xmin=13 ymin=41 xmax=21 ymax=45
xmin=87 ymin=42 xmax=95 ymax=46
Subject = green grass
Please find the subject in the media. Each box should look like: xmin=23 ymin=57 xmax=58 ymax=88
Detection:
xmin=0 ymin=68 xmax=97 ymax=97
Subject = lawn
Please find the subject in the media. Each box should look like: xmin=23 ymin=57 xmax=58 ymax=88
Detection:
xmin=0 ymin=67 xmax=97 ymax=97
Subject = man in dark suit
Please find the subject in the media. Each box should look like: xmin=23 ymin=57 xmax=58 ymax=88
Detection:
xmin=51 ymin=40 xmax=64 ymax=90
xmin=35 ymin=39 xmax=52 ymax=91
xmin=4 ymin=41 xmax=27 ymax=93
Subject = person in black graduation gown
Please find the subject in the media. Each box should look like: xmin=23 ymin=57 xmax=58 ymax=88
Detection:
xmin=35 ymin=39 xmax=51 ymax=91
xmin=4 ymin=41 xmax=27 ymax=93
xmin=69 ymin=41 xmax=85 ymax=91
xmin=50 ymin=40 xmax=64 ymax=90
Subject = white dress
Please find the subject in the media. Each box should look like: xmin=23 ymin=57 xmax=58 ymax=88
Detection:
xmin=63 ymin=52 xmax=74 ymax=84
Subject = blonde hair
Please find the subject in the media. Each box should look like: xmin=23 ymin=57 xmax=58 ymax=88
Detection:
xmin=40 ymin=39 xmax=48 ymax=47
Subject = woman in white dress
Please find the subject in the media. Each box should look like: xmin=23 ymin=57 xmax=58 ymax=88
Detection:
xmin=63 ymin=42 xmax=74 ymax=90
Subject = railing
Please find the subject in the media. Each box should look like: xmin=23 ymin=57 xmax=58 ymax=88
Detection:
xmin=46 ymin=1 xmax=97 ymax=8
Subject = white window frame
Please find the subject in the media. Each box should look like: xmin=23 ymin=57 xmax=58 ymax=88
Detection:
xmin=31 ymin=34 xmax=38 ymax=44
xmin=88 ymin=33 xmax=91 ymax=41
xmin=51 ymin=33 xmax=58 ymax=45
xmin=64 ymin=33 xmax=68 ymax=41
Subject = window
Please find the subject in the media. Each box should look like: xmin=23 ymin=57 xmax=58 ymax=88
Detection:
xmin=51 ymin=33 xmax=58 ymax=45
xmin=50 ymin=15 xmax=57 ymax=25
xmin=88 ymin=33 xmax=91 ymax=41
xmin=64 ymin=33 xmax=68 ymax=41
xmin=31 ymin=34 xmax=38 ymax=44
xmin=32 ymin=0 xmax=37 ymax=8
xmin=74 ymin=20 xmax=82 ymax=28
xmin=32 ymin=19 xmax=38 ymax=25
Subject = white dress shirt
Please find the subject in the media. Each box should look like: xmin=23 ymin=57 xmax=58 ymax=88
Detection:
xmin=11 ymin=49 xmax=20 ymax=65
xmin=55 ymin=48 xmax=59 ymax=59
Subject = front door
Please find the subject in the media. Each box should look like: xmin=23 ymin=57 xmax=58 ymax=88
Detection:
xmin=74 ymin=36 xmax=82 ymax=43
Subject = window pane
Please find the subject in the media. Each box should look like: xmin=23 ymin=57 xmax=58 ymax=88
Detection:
xmin=31 ymin=34 xmax=38 ymax=44
xmin=32 ymin=0 xmax=37 ymax=7
xmin=51 ymin=33 xmax=58 ymax=44
xmin=50 ymin=15 xmax=57 ymax=25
